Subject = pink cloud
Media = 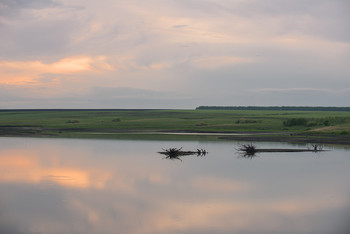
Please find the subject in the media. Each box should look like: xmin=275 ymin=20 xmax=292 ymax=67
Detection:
xmin=0 ymin=56 xmax=113 ymax=85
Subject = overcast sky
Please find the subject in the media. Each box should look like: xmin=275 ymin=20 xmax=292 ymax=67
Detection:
xmin=0 ymin=0 xmax=349 ymax=108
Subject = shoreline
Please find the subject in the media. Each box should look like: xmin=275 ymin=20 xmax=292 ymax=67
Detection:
xmin=0 ymin=127 xmax=349 ymax=145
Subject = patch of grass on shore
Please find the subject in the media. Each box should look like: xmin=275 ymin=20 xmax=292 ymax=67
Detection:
xmin=0 ymin=109 xmax=350 ymax=142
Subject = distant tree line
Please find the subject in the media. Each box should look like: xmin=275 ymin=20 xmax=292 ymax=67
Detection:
xmin=196 ymin=106 xmax=350 ymax=112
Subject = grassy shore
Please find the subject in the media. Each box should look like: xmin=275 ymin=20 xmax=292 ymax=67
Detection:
xmin=0 ymin=109 xmax=349 ymax=144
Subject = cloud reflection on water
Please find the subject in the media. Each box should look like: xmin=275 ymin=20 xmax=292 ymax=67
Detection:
xmin=0 ymin=138 xmax=349 ymax=234
xmin=0 ymin=149 xmax=111 ymax=188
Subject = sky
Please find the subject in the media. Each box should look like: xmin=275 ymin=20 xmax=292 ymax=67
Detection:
xmin=0 ymin=0 xmax=349 ymax=109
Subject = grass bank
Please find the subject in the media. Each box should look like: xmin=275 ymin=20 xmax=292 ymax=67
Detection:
xmin=0 ymin=109 xmax=349 ymax=144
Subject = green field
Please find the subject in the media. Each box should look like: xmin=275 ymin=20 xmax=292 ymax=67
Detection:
xmin=0 ymin=109 xmax=350 ymax=143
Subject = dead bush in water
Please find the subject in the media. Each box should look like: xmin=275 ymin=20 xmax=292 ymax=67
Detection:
xmin=158 ymin=147 xmax=208 ymax=161
xmin=237 ymin=143 xmax=257 ymax=157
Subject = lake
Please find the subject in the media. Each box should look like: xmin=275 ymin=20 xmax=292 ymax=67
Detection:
xmin=0 ymin=137 xmax=349 ymax=234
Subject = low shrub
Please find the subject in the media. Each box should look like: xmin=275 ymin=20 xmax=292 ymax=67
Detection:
xmin=307 ymin=121 xmax=318 ymax=127
xmin=66 ymin=120 xmax=80 ymax=124
xmin=235 ymin=118 xmax=258 ymax=124
xmin=283 ymin=118 xmax=308 ymax=127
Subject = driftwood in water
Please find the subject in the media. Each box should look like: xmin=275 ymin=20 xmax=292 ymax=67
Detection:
xmin=254 ymin=148 xmax=324 ymax=152
xmin=158 ymin=147 xmax=207 ymax=161
xmin=237 ymin=143 xmax=327 ymax=157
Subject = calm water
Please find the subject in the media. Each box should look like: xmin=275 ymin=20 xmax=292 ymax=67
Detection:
xmin=0 ymin=137 xmax=349 ymax=234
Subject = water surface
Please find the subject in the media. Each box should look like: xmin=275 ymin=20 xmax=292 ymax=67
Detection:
xmin=0 ymin=137 xmax=349 ymax=234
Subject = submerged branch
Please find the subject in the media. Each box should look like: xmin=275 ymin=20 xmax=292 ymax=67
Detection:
xmin=237 ymin=143 xmax=327 ymax=157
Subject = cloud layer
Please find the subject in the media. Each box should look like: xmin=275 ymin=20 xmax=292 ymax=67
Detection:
xmin=0 ymin=0 xmax=349 ymax=108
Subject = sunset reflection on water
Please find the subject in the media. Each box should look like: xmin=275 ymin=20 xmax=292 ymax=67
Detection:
xmin=0 ymin=137 xmax=349 ymax=234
